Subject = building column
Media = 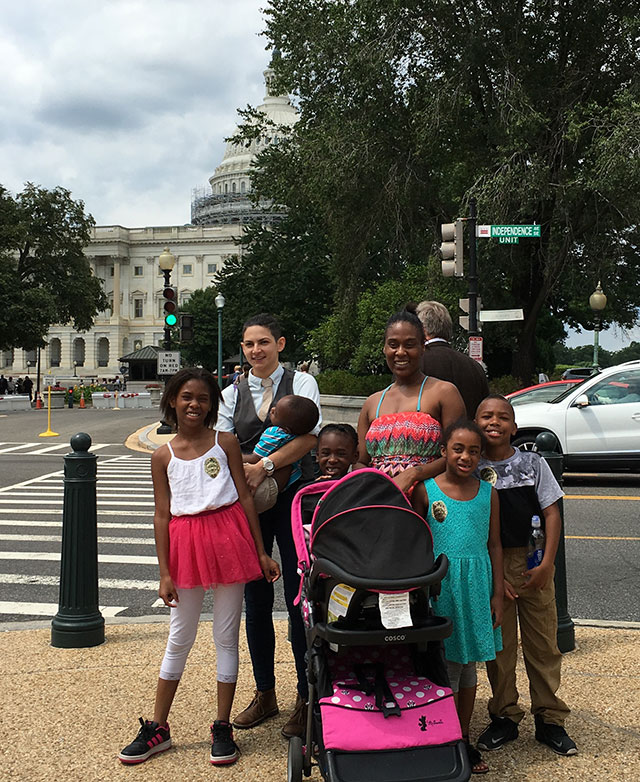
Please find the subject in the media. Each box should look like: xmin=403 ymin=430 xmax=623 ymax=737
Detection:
xmin=111 ymin=257 xmax=121 ymax=321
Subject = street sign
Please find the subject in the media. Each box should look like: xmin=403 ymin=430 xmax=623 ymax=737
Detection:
xmin=477 ymin=224 xmax=541 ymax=239
xmin=468 ymin=336 xmax=483 ymax=362
xmin=157 ymin=350 xmax=181 ymax=376
xmin=479 ymin=309 xmax=524 ymax=322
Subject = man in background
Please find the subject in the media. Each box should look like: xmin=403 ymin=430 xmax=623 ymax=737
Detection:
xmin=416 ymin=300 xmax=489 ymax=418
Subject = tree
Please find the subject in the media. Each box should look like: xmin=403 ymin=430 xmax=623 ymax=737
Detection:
xmin=177 ymin=288 xmax=223 ymax=372
xmin=0 ymin=183 xmax=108 ymax=350
xmin=215 ymin=212 xmax=334 ymax=365
xmin=246 ymin=0 xmax=640 ymax=382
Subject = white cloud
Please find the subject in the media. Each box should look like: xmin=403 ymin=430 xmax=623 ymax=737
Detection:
xmin=0 ymin=0 xmax=270 ymax=225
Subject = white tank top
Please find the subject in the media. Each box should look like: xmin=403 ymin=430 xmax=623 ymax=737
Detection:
xmin=167 ymin=432 xmax=239 ymax=517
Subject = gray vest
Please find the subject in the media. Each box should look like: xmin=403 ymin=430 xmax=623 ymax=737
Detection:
xmin=232 ymin=367 xmax=314 ymax=480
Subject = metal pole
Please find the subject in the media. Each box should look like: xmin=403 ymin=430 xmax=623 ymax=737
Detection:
xmin=51 ymin=433 xmax=104 ymax=648
xmin=468 ymin=197 xmax=479 ymax=336
xmin=163 ymin=269 xmax=172 ymax=351
xmin=217 ymin=307 xmax=223 ymax=387
xmin=593 ymin=314 xmax=600 ymax=368
xmin=36 ymin=345 xmax=41 ymax=399
xmin=534 ymin=432 xmax=575 ymax=653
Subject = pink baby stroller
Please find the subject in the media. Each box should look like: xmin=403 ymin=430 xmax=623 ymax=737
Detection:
xmin=289 ymin=468 xmax=470 ymax=782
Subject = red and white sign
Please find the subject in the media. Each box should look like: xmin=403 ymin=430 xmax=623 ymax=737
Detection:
xmin=468 ymin=336 xmax=483 ymax=362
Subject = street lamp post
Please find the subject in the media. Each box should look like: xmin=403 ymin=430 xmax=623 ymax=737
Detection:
xmin=158 ymin=247 xmax=177 ymax=351
xmin=215 ymin=293 xmax=225 ymax=388
xmin=589 ymin=281 xmax=607 ymax=369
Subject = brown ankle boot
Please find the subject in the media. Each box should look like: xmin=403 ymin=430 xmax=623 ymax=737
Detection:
xmin=232 ymin=689 xmax=279 ymax=729
xmin=281 ymin=694 xmax=307 ymax=739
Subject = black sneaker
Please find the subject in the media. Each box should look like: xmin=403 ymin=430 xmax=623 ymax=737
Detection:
xmin=210 ymin=720 xmax=239 ymax=765
xmin=477 ymin=715 xmax=519 ymax=751
xmin=534 ymin=716 xmax=578 ymax=756
xmin=118 ymin=717 xmax=171 ymax=764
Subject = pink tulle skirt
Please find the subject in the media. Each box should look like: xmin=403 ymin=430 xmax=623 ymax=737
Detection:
xmin=169 ymin=502 xmax=262 ymax=589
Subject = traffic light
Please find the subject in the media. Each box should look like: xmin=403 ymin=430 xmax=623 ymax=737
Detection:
xmin=180 ymin=313 xmax=194 ymax=342
xmin=458 ymin=297 xmax=482 ymax=331
xmin=163 ymin=285 xmax=178 ymax=327
xmin=440 ymin=218 xmax=464 ymax=277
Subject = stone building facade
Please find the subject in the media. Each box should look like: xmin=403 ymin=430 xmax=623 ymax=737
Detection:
xmin=1 ymin=62 xmax=296 ymax=379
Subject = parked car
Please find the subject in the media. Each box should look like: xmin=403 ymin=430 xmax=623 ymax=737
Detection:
xmin=512 ymin=361 xmax=640 ymax=471
xmin=506 ymin=379 xmax=583 ymax=406
xmin=561 ymin=366 xmax=599 ymax=380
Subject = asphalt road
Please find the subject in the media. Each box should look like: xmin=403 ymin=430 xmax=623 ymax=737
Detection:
xmin=0 ymin=407 xmax=638 ymax=627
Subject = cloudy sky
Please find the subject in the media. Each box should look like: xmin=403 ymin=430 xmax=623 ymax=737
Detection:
xmin=1 ymin=1 xmax=635 ymax=350
xmin=1 ymin=0 xmax=269 ymax=227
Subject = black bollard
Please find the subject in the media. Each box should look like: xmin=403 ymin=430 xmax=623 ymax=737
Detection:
xmin=51 ymin=433 xmax=105 ymax=648
xmin=534 ymin=432 xmax=575 ymax=653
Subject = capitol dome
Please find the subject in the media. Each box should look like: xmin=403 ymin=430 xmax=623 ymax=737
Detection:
xmin=191 ymin=58 xmax=298 ymax=225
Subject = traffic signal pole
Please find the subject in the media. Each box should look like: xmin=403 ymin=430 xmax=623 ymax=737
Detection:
xmin=163 ymin=268 xmax=172 ymax=350
xmin=468 ymin=197 xmax=479 ymax=337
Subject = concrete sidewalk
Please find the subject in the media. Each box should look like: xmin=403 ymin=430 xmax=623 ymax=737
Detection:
xmin=3 ymin=620 xmax=639 ymax=781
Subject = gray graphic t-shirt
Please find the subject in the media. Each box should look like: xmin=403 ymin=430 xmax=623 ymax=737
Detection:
xmin=476 ymin=449 xmax=564 ymax=548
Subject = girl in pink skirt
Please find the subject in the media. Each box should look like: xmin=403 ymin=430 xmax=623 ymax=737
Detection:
xmin=119 ymin=368 xmax=280 ymax=768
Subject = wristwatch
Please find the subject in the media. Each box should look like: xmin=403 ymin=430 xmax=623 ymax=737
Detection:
xmin=261 ymin=457 xmax=275 ymax=475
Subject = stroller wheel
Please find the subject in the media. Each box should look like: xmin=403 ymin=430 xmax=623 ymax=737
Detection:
xmin=287 ymin=736 xmax=304 ymax=782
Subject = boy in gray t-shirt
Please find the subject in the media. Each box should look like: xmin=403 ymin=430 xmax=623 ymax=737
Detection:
xmin=474 ymin=395 xmax=577 ymax=757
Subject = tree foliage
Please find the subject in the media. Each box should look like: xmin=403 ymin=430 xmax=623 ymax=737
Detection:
xmin=0 ymin=183 xmax=108 ymax=351
xmin=215 ymin=211 xmax=334 ymax=364
xmin=241 ymin=0 xmax=640 ymax=382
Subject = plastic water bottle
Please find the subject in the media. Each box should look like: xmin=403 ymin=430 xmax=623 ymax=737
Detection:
xmin=527 ymin=515 xmax=545 ymax=570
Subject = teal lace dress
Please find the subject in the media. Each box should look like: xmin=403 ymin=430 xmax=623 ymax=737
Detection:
xmin=425 ymin=478 xmax=502 ymax=665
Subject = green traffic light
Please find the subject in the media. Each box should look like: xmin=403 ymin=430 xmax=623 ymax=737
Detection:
xmin=165 ymin=313 xmax=178 ymax=327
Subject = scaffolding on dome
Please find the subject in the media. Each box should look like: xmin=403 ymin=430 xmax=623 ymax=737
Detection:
xmin=190 ymin=187 xmax=285 ymax=226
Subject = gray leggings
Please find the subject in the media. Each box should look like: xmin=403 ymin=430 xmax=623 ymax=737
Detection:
xmin=446 ymin=659 xmax=477 ymax=693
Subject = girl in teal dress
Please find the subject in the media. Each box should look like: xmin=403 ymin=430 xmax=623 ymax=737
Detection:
xmin=412 ymin=420 xmax=503 ymax=775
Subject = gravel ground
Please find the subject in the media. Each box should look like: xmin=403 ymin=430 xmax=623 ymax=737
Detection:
xmin=2 ymin=622 xmax=639 ymax=781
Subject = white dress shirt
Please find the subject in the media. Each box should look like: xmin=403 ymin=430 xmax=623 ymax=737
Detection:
xmin=216 ymin=364 xmax=322 ymax=435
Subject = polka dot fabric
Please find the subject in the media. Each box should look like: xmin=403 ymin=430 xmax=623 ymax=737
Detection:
xmin=319 ymin=647 xmax=461 ymax=751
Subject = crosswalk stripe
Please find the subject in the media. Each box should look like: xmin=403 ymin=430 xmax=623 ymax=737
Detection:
xmin=0 ymin=551 xmax=157 ymax=564
xmin=0 ymin=520 xmax=152 ymax=529
xmin=0 ymin=499 xmax=155 ymax=506
xmin=1 ymin=574 xmax=158 ymax=590
xmin=0 ymin=601 xmax=127 ymax=617
xmin=0 ymin=508 xmax=150 ymax=516
xmin=0 ymin=534 xmax=154 ymax=545
xmin=0 ymin=443 xmax=40 ymax=453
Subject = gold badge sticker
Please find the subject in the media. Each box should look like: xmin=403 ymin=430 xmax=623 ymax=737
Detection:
xmin=204 ymin=457 xmax=221 ymax=479
xmin=480 ymin=467 xmax=498 ymax=486
xmin=431 ymin=500 xmax=448 ymax=523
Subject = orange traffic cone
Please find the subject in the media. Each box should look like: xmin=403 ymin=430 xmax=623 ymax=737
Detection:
xmin=79 ymin=396 xmax=86 ymax=409
xmin=35 ymin=395 xmax=43 ymax=409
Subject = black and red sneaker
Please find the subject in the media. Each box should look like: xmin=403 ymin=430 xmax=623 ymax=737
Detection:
xmin=210 ymin=720 xmax=239 ymax=765
xmin=118 ymin=717 xmax=171 ymax=764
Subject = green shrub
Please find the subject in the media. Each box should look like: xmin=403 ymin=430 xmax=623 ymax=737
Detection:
xmin=316 ymin=370 xmax=392 ymax=396
xmin=488 ymin=375 xmax=521 ymax=395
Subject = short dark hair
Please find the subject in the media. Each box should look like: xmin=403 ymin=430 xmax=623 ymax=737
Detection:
xmin=385 ymin=302 xmax=425 ymax=342
xmin=160 ymin=367 xmax=223 ymax=430
xmin=477 ymin=394 xmax=516 ymax=421
xmin=441 ymin=418 xmax=486 ymax=449
xmin=317 ymin=423 xmax=359 ymax=452
xmin=275 ymin=395 xmax=319 ymax=435
xmin=242 ymin=313 xmax=282 ymax=340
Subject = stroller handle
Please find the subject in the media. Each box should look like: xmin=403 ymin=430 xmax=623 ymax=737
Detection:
xmin=309 ymin=553 xmax=449 ymax=593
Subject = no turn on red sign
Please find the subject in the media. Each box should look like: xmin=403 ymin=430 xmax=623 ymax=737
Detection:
xmin=468 ymin=336 xmax=483 ymax=363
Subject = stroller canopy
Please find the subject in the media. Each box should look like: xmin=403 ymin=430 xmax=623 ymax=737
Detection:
xmin=311 ymin=470 xmax=434 ymax=581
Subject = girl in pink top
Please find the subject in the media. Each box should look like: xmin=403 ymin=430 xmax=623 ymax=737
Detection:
xmin=119 ymin=368 xmax=280 ymax=768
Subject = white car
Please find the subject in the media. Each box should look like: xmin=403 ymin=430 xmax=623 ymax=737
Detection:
xmin=512 ymin=361 xmax=640 ymax=471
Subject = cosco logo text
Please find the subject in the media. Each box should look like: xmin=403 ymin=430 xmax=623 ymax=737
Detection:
xmin=384 ymin=634 xmax=406 ymax=642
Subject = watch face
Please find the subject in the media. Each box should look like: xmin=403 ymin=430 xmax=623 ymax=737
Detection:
xmin=262 ymin=457 xmax=275 ymax=473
